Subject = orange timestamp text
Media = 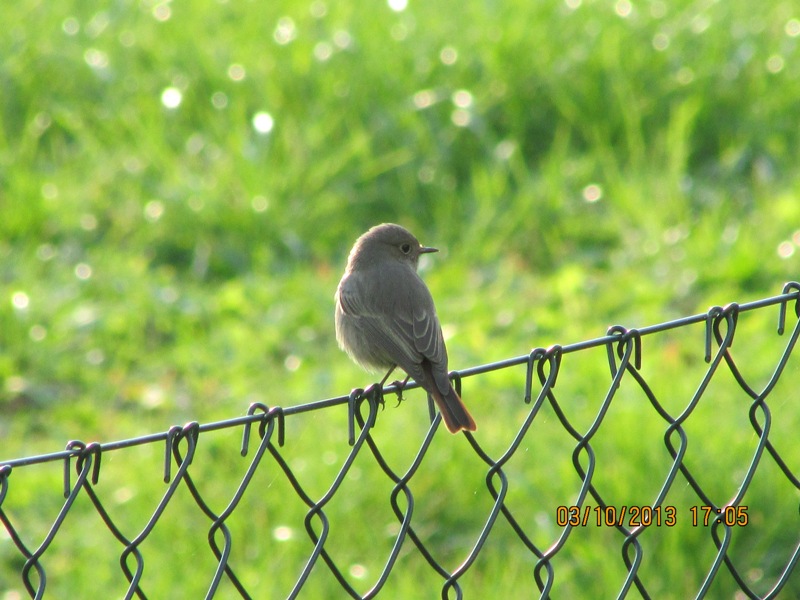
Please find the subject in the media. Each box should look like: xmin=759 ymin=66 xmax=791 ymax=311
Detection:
xmin=555 ymin=505 xmax=749 ymax=527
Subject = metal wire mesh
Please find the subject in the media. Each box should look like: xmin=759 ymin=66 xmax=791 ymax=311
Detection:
xmin=2 ymin=283 xmax=800 ymax=599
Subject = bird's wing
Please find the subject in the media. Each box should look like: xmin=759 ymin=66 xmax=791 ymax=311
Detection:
xmin=405 ymin=300 xmax=452 ymax=396
xmin=387 ymin=275 xmax=450 ymax=393
xmin=337 ymin=280 xmax=425 ymax=378
xmin=402 ymin=276 xmax=451 ymax=396
xmin=338 ymin=272 xmax=447 ymax=385
xmin=402 ymin=293 xmax=446 ymax=366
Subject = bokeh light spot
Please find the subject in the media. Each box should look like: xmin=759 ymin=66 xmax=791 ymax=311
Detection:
xmin=413 ymin=89 xmax=436 ymax=109
xmin=451 ymin=89 xmax=473 ymax=108
xmin=227 ymin=64 xmax=246 ymax=81
xmin=494 ymin=140 xmax=516 ymax=161
xmin=161 ymin=87 xmax=182 ymax=109
xmin=388 ymin=0 xmax=408 ymax=12
xmin=80 ymin=214 xmax=98 ymax=231
xmin=310 ymin=1 xmax=327 ymax=18
xmin=451 ymin=109 xmax=471 ymax=127
xmin=284 ymin=355 xmax=302 ymax=371
xmin=273 ymin=526 xmax=294 ymax=541
xmin=390 ymin=24 xmax=408 ymax=41
xmin=333 ymin=30 xmax=352 ymax=49
xmin=676 ymin=67 xmax=694 ymax=85
xmin=12 ymin=292 xmax=30 ymax=310
xmin=252 ymin=196 xmax=269 ymax=212
xmin=62 ymin=17 xmax=80 ymax=35
xmin=691 ymin=15 xmax=710 ymax=34
xmin=766 ymin=55 xmax=784 ymax=74
xmin=349 ymin=564 xmax=368 ymax=579
xmin=144 ymin=200 xmax=164 ymax=222
xmin=84 ymin=48 xmax=109 ymax=70
xmin=188 ymin=196 xmax=204 ymax=212
xmin=417 ymin=165 xmax=435 ymax=184
xmin=29 ymin=325 xmax=47 ymax=342
xmin=652 ymin=33 xmax=669 ymax=51
xmin=86 ymin=349 xmax=105 ymax=365
xmin=274 ymin=17 xmax=297 ymax=45
xmin=778 ymin=241 xmax=794 ymax=259
xmin=6 ymin=376 xmax=26 ymax=394
xmin=75 ymin=263 xmax=93 ymax=280
xmin=314 ymin=41 xmax=333 ymax=61
xmin=440 ymin=46 xmax=458 ymax=65
xmin=252 ymin=112 xmax=274 ymax=134
xmin=582 ymin=184 xmax=603 ymax=203
xmin=615 ymin=0 xmax=632 ymax=18
xmin=211 ymin=91 xmax=228 ymax=109
xmin=152 ymin=3 xmax=171 ymax=21
xmin=37 ymin=244 xmax=57 ymax=261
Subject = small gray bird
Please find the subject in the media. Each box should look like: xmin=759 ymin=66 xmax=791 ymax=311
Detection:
xmin=335 ymin=223 xmax=477 ymax=433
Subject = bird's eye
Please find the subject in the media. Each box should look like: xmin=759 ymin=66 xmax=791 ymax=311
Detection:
xmin=400 ymin=243 xmax=412 ymax=254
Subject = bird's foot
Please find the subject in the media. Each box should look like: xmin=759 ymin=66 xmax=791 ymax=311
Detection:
xmin=364 ymin=383 xmax=386 ymax=411
xmin=391 ymin=377 xmax=410 ymax=407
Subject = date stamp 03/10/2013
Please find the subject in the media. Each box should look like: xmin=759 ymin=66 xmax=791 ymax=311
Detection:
xmin=555 ymin=505 xmax=751 ymax=528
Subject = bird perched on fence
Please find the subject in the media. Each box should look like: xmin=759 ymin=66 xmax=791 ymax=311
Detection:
xmin=335 ymin=223 xmax=477 ymax=433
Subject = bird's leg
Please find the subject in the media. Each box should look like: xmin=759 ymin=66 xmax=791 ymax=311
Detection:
xmin=378 ymin=365 xmax=397 ymax=388
xmin=371 ymin=365 xmax=397 ymax=411
xmin=377 ymin=365 xmax=409 ymax=406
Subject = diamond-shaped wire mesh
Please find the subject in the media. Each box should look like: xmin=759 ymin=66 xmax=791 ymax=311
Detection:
xmin=2 ymin=283 xmax=799 ymax=598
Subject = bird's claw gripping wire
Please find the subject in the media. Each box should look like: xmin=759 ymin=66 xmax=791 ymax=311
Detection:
xmin=363 ymin=384 xmax=387 ymax=411
xmin=390 ymin=376 xmax=411 ymax=407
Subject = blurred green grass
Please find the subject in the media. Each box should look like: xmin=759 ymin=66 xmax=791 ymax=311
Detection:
xmin=1 ymin=0 xmax=799 ymax=597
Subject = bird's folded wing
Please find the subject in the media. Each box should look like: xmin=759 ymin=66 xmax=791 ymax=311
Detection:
xmin=338 ymin=283 xmax=446 ymax=385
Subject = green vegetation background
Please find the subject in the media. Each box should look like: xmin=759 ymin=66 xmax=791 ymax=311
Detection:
xmin=1 ymin=0 xmax=799 ymax=597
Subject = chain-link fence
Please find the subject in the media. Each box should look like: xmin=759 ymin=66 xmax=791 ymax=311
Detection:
xmin=2 ymin=283 xmax=800 ymax=599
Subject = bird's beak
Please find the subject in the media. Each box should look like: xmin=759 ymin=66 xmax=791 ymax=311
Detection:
xmin=419 ymin=245 xmax=438 ymax=254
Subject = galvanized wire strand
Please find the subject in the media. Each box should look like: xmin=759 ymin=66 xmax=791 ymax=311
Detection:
xmin=3 ymin=287 xmax=798 ymax=472
xmin=1 ymin=283 xmax=800 ymax=599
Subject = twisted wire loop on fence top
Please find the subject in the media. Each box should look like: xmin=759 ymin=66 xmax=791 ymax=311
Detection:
xmin=2 ymin=282 xmax=800 ymax=599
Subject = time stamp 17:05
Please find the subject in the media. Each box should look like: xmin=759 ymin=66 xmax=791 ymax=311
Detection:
xmin=555 ymin=505 xmax=750 ymax=528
